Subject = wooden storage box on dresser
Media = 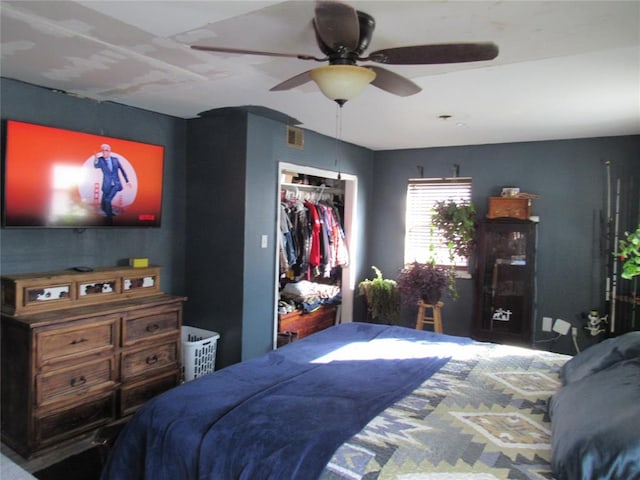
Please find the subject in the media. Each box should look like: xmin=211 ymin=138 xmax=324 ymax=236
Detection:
xmin=0 ymin=266 xmax=186 ymax=458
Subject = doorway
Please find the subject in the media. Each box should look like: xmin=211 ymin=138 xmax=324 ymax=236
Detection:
xmin=274 ymin=162 xmax=358 ymax=348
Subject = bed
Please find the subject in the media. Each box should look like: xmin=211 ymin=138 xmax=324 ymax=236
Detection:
xmin=100 ymin=323 xmax=640 ymax=480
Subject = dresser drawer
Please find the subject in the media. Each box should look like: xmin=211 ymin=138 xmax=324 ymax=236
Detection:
xmin=36 ymin=392 xmax=116 ymax=447
xmin=119 ymin=370 xmax=179 ymax=417
xmin=121 ymin=341 xmax=178 ymax=381
xmin=122 ymin=306 xmax=181 ymax=346
xmin=278 ymin=305 xmax=337 ymax=340
xmin=1 ymin=277 xmax=185 ymax=458
xmin=36 ymin=316 xmax=118 ymax=368
xmin=36 ymin=357 xmax=117 ymax=407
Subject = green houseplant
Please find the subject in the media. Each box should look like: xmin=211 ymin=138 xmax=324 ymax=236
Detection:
xmin=432 ymin=200 xmax=477 ymax=259
xmin=618 ymin=225 xmax=640 ymax=279
xmin=358 ymin=266 xmax=401 ymax=323
xmin=431 ymin=199 xmax=477 ymax=299
xmin=396 ymin=261 xmax=449 ymax=306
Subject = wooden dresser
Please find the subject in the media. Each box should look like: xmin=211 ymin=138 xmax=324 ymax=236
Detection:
xmin=1 ymin=266 xmax=185 ymax=458
xmin=278 ymin=304 xmax=337 ymax=341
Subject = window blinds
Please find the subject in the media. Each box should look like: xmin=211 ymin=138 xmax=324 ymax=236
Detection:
xmin=404 ymin=177 xmax=472 ymax=266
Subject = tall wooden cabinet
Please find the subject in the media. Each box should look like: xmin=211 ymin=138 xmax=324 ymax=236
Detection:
xmin=473 ymin=219 xmax=536 ymax=346
xmin=1 ymin=266 xmax=185 ymax=458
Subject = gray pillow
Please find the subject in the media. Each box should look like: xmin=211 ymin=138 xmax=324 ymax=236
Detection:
xmin=559 ymin=330 xmax=640 ymax=385
xmin=550 ymin=357 xmax=640 ymax=480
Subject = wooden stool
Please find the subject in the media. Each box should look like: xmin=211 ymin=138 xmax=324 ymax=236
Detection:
xmin=415 ymin=300 xmax=444 ymax=333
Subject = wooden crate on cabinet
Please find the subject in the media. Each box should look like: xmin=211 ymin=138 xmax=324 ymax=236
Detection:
xmin=1 ymin=267 xmax=185 ymax=458
xmin=487 ymin=197 xmax=532 ymax=220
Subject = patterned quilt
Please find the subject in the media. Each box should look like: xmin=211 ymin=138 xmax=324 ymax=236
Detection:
xmin=320 ymin=342 xmax=570 ymax=480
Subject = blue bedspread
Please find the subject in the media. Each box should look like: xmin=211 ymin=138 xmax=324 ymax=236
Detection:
xmin=101 ymin=322 xmax=470 ymax=480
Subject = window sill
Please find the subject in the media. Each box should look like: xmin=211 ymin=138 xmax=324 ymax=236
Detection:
xmin=455 ymin=270 xmax=472 ymax=279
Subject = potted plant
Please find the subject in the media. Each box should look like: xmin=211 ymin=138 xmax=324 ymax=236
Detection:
xmin=396 ymin=261 xmax=449 ymax=306
xmin=358 ymin=266 xmax=401 ymax=323
xmin=431 ymin=199 xmax=477 ymax=299
xmin=432 ymin=199 xmax=477 ymax=260
xmin=618 ymin=225 xmax=640 ymax=279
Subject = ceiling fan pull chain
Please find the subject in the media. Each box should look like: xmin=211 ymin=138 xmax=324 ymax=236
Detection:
xmin=335 ymin=103 xmax=344 ymax=180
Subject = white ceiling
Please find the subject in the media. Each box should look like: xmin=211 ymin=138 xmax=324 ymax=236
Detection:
xmin=1 ymin=1 xmax=639 ymax=151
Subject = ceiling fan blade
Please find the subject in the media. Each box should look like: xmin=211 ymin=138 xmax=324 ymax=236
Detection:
xmin=368 ymin=66 xmax=421 ymax=97
xmin=366 ymin=42 xmax=499 ymax=65
xmin=191 ymin=45 xmax=320 ymax=61
xmin=314 ymin=1 xmax=360 ymax=51
xmin=270 ymin=70 xmax=313 ymax=91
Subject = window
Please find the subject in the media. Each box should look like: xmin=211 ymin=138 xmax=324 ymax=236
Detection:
xmin=404 ymin=177 xmax=472 ymax=268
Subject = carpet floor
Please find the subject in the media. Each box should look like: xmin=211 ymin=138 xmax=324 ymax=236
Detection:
xmin=33 ymin=447 xmax=103 ymax=480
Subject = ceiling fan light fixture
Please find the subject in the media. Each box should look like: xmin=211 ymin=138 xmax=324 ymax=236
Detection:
xmin=310 ymin=65 xmax=376 ymax=105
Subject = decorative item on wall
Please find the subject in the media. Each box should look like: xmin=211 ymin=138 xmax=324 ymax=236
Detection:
xmin=191 ymin=1 xmax=499 ymax=105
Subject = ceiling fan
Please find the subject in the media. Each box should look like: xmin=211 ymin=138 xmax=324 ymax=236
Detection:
xmin=191 ymin=1 xmax=499 ymax=105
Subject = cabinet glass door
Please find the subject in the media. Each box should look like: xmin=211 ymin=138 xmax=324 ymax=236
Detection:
xmin=479 ymin=229 xmax=530 ymax=335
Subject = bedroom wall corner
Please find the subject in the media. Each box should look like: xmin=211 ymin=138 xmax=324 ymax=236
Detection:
xmin=185 ymin=110 xmax=248 ymax=368
xmin=369 ymin=135 xmax=640 ymax=353
xmin=242 ymin=112 xmax=375 ymax=362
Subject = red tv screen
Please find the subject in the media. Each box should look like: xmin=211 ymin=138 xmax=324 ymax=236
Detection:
xmin=3 ymin=120 xmax=164 ymax=228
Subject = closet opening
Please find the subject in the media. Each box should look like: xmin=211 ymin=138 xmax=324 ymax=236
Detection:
xmin=275 ymin=162 xmax=357 ymax=349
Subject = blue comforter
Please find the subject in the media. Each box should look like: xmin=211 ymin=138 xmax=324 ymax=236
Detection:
xmin=102 ymin=323 xmax=469 ymax=480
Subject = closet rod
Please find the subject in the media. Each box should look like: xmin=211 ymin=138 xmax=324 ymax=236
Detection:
xmin=281 ymin=182 xmax=342 ymax=195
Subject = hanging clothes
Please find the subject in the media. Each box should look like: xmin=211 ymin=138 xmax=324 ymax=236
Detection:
xmin=305 ymin=200 xmax=322 ymax=269
xmin=279 ymin=189 xmax=349 ymax=282
xmin=322 ymin=201 xmax=349 ymax=270
xmin=279 ymin=204 xmax=296 ymax=273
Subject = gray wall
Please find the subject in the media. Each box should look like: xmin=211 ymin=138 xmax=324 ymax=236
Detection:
xmin=2 ymin=77 xmax=637 ymax=363
xmin=184 ymin=110 xmax=248 ymax=368
xmin=0 ymin=79 xmax=374 ymax=369
xmin=182 ymin=108 xmax=374 ymax=367
xmin=241 ymin=112 xmax=374 ymax=362
xmin=369 ymin=137 xmax=639 ymax=353
xmin=0 ymin=78 xmax=187 ymax=295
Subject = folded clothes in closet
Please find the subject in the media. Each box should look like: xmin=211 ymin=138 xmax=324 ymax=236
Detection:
xmin=280 ymin=280 xmax=341 ymax=303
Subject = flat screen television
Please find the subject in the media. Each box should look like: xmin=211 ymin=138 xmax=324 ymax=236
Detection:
xmin=2 ymin=120 xmax=164 ymax=228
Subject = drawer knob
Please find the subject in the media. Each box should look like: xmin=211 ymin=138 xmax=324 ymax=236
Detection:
xmin=70 ymin=338 xmax=88 ymax=345
xmin=70 ymin=376 xmax=87 ymax=387
xmin=146 ymin=354 xmax=159 ymax=365
xmin=146 ymin=323 xmax=160 ymax=333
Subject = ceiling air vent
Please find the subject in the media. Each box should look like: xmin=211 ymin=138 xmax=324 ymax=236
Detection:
xmin=286 ymin=126 xmax=304 ymax=150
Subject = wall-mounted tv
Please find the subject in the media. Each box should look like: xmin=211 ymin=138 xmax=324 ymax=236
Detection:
xmin=2 ymin=120 xmax=164 ymax=228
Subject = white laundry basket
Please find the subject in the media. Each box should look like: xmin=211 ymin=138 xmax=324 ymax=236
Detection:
xmin=181 ymin=326 xmax=220 ymax=382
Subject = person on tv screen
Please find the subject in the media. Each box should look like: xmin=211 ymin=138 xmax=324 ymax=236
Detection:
xmin=93 ymin=143 xmax=131 ymax=218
